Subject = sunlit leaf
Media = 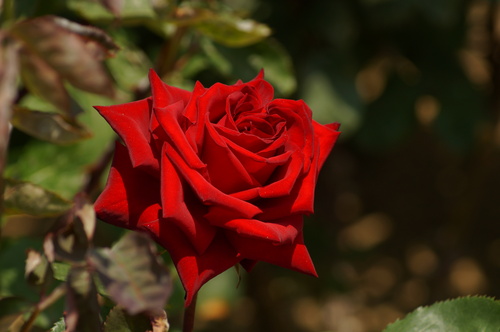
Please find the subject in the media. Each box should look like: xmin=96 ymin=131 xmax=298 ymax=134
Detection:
xmin=67 ymin=0 xmax=156 ymax=23
xmin=65 ymin=266 xmax=101 ymax=332
xmin=52 ymin=262 xmax=71 ymax=282
xmin=10 ymin=106 xmax=92 ymax=145
xmin=384 ymin=296 xmax=500 ymax=332
xmin=49 ymin=317 xmax=66 ymax=332
xmin=89 ymin=232 xmax=172 ymax=315
xmin=195 ymin=14 xmax=271 ymax=47
xmin=10 ymin=16 xmax=115 ymax=98
xmin=3 ymin=178 xmax=72 ymax=217
xmin=103 ymin=306 xmax=152 ymax=332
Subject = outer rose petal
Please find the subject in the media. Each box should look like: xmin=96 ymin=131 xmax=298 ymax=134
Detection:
xmin=149 ymin=69 xmax=191 ymax=108
xmin=313 ymin=121 xmax=341 ymax=170
xmin=95 ymin=142 xmax=162 ymax=229
xmin=226 ymin=230 xmax=317 ymax=277
xmin=144 ymin=221 xmax=241 ymax=306
xmin=94 ymin=99 xmax=159 ymax=172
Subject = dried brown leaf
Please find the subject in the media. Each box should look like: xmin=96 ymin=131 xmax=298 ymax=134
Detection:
xmin=11 ymin=106 xmax=92 ymax=145
xmin=0 ymin=35 xmax=20 ymax=219
xmin=19 ymin=48 xmax=71 ymax=114
xmin=11 ymin=16 xmax=116 ymax=98
xmin=65 ymin=266 xmax=102 ymax=332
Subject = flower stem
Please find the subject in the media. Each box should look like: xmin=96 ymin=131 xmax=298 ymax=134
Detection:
xmin=182 ymin=293 xmax=198 ymax=332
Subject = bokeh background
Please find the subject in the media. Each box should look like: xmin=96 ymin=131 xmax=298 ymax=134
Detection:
xmin=3 ymin=0 xmax=500 ymax=331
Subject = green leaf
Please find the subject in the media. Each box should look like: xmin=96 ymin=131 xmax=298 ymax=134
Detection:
xmin=6 ymin=90 xmax=116 ymax=199
xmin=52 ymin=262 xmax=71 ymax=282
xmin=66 ymin=0 xmax=156 ymax=23
xmin=65 ymin=266 xmax=101 ymax=332
xmin=103 ymin=306 xmax=152 ymax=332
xmin=384 ymin=296 xmax=500 ymax=332
xmin=89 ymin=232 xmax=172 ymax=315
xmin=3 ymin=178 xmax=72 ymax=217
xmin=49 ymin=317 xmax=66 ymax=332
xmin=11 ymin=107 xmax=92 ymax=145
xmin=195 ymin=14 xmax=271 ymax=47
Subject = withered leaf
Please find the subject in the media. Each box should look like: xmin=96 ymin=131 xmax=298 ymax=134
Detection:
xmin=65 ymin=266 xmax=102 ymax=332
xmin=11 ymin=106 xmax=92 ymax=145
xmin=10 ymin=15 xmax=116 ymax=98
xmin=19 ymin=48 xmax=71 ymax=114
xmin=89 ymin=232 xmax=172 ymax=315
xmin=3 ymin=178 xmax=73 ymax=217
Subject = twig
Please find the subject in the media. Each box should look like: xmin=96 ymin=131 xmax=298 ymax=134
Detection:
xmin=0 ymin=35 xmax=19 ymax=220
xmin=20 ymin=284 xmax=67 ymax=332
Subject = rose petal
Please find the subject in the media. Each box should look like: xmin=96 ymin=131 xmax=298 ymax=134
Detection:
xmin=94 ymin=142 xmax=161 ymax=229
xmin=164 ymin=142 xmax=262 ymax=218
xmin=94 ymin=99 xmax=159 ymax=172
xmin=226 ymin=230 xmax=317 ymax=277
xmin=149 ymin=69 xmax=191 ymax=109
xmin=143 ymin=222 xmax=241 ymax=306
xmin=203 ymin=117 xmax=258 ymax=193
xmin=154 ymin=100 xmax=207 ymax=171
xmin=268 ymin=99 xmax=314 ymax=171
xmin=161 ymin=143 xmax=217 ymax=255
xmin=198 ymin=83 xmax=242 ymax=123
xmin=257 ymin=149 xmax=302 ymax=198
xmin=225 ymin=139 xmax=292 ymax=187
xmin=209 ymin=215 xmax=302 ymax=245
xmin=245 ymin=70 xmax=274 ymax=105
xmin=313 ymin=121 xmax=341 ymax=169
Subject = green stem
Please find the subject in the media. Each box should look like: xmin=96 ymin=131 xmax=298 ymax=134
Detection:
xmin=182 ymin=293 xmax=198 ymax=332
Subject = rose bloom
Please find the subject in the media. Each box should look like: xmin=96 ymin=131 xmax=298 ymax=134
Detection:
xmin=94 ymin=70 xmax=340 ymax=305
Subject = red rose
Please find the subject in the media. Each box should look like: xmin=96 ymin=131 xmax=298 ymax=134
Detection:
xmin=94 ymin=70 xmax=340 ymax=305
